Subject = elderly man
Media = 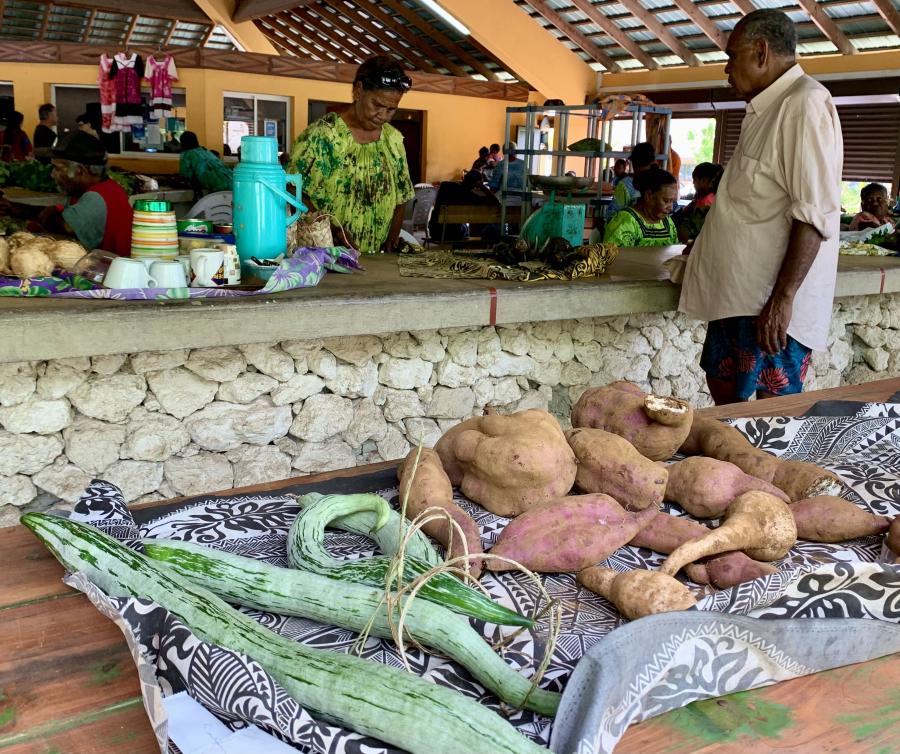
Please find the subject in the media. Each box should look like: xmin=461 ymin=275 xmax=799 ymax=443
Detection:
xmin=39 ymin=131 xmax=133 ymax=255
xmin=679 ymin=9 xmax=842 ymax=404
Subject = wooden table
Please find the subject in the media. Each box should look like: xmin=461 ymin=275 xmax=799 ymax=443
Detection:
xmin=2 ymin=379 xmax=898 ymax=754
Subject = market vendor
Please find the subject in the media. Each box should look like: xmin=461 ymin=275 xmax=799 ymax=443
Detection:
xmin=603 ymin=168 xmax=678 ymax=247
xmin=288 ymin=55 xmax=414 ymax=253
xmin=607 ymin=142 xmax=656 ymax=215
xmin=178 ymin=131 xmax=233 ymax=194
xmin=39 ymin=131 xmax=133 ymax=256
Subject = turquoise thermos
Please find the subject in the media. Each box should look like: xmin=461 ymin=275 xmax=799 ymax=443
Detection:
xmin=232 ymin=135 xmax=307 ymax=264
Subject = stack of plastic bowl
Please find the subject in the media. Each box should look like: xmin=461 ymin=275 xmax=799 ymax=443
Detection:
xmin=131 ymin=199 xmax=179 ymax=261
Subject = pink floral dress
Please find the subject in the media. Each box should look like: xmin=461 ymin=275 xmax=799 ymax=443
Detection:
xmin=146 ymin=55 xmax=178 ymax=121
xmin=98 ymin=53 xmax=117 ymax=133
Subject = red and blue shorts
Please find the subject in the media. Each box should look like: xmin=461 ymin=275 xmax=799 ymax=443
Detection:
xmin=700 ymin=316 xmax=811 ymax=400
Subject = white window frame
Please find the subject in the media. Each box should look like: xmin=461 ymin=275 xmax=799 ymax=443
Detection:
xmin=223 ymin=90 xmax=291 ymax=152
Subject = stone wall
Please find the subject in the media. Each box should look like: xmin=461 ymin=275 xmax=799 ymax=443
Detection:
xmin=2 ymin=292 xmax=898 ymax=525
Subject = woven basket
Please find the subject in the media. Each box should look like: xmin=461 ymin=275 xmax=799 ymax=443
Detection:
xmin=289 ymin=212 xmax=334 ymax=250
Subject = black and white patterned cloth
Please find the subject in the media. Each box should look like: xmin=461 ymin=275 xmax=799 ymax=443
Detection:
xmin=66 ymin=404 xmax=900 ymax=754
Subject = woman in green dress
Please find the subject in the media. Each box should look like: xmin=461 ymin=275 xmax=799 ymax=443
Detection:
xmin=603 ymin=168 xmax=678 ymax=248
xmin=178 ymin=131 xmax=233 ymax=194
xmin=288 ymin=56 xmax=414 ymax=254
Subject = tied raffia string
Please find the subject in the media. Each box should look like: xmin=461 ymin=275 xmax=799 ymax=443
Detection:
xmin=348 ymin=442 xmax=563 ymax=712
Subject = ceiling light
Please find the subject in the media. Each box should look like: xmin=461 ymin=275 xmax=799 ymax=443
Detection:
xmin=415 ymin=0 xmax=470 ymax=36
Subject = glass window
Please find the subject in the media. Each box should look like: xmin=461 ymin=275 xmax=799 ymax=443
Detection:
xmin=223 ymin=92 xmax=290 ymax=156
xmin=669 ymin=117 xmax=716 ymax=198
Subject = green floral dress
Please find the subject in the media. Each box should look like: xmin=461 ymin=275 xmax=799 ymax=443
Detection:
xmin=603 ymin=207 xmax=677 ymax=247
xmin=288 ymin=113 xmax=414 ymax=254
xmin=179 ymin=147 xmax=233 ymax=192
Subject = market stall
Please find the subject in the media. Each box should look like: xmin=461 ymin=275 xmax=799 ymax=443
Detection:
xmin=2 ymin=379 xmax=898 ymax=754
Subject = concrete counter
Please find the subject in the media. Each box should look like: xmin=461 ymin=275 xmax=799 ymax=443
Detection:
xmin=3 ymin=247 xmax=900 ymax=364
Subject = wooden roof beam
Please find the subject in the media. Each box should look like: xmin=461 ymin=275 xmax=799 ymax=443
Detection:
xmin=256 ymin=19 xmax=321 ymax=59
xmin=276 ymin=10 xmax=362 ymax=64
xmin=234 ymin=0 xmax=315 ymax=23
xmin=614 ymin=0 xmax=700 ymax=66
xmin=667 ymin=0 xmax=727 ymax=49
xmin=528 ymin=0 xmax=622 ymax=72
xmin=795 ymin=0 xmax=856 ymax=54
xmin=263 ymin=15 xmax=349 ymax=62
xmin=288 ymin=8 xmax=380 ymax=62
xmin=871 ymin=0 xmax=900 ymax=36
xmin=379 ymin=0 xmax=501 ymax=81
xmin=567 ymin=0 xmax=658 ymax=69
xmin=341 ymin=0 xmax=470 ymax=77
xmin=730 ymin=0 xmax=757 ymax=14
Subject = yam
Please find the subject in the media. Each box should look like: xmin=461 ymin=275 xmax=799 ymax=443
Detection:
xmin=790 ymin=495 xmax=891 ymax=543
xmin=665 ymin=456 xmax=789 ymax=518
xmin=566 ymin=427 xmax=667 ymax=510
xmin=487 ymin=493 xmax=658 ymax=573
xmin=577 ymin=566 xmax=696 ymax=620
xmin=397 ymin=447 xmax=484 ymax=578
xmin=571 ymin=381 xmax=693 ymax=461
xmin=47 ymin=239 xmax=88 ymax=271
xmin=0 ymin=236 xmax=9 ymax=274
xmin=10 ymin=246 xmax=53 ymax=278
xmin=434 ymin=409 xmax=576 ymax=517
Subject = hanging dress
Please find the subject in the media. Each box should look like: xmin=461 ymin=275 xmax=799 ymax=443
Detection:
xmin=98 ymin=53 xmax=117 ymax=133
xmin=110 ymin=52 xmax=144 ymax=132
xmin=146 ymin=55 xmax=178 ymax=121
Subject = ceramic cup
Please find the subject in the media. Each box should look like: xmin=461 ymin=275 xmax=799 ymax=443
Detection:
xmin=176 ymin=255 xmax=192 ymax=280
xmin=149 ymin=260 xmax=188 ymax=288
xmin=190 ymin=248 xmax=226 ymax=287
xmin=103 ymin=257 xmax=157 ymax=289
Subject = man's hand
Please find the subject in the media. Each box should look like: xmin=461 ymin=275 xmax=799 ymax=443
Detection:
xmin=757 ymin=292 xmax=793 ymax=354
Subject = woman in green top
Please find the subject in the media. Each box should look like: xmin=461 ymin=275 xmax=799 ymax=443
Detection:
xmin=603 ymin=168 xmax=678 ymax=248
xmin=288 ymin=56 xmax=414 ymax=254
xmin=179 ymin=131 xmax=233 ymax=194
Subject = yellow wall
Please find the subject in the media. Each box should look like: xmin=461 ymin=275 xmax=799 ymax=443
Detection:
xmin=0 ymin=62 xmax=521 ymax=182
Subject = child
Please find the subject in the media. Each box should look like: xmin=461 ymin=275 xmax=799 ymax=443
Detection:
xmin=675 ymin=162 xmax=723 ymax=243
xmin=850 ymin=183 xmax=895 ymax=231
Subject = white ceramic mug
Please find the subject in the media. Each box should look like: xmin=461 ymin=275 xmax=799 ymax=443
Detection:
xmin=150 ymin=260 xmax=188 ymax=288
xmin=190 ymin=248 xmax=226 ymax=287
xmin=176 ymin=255 xmax=192 ymax=281
xmin=103 ymin=257 xmax=157 ymax=289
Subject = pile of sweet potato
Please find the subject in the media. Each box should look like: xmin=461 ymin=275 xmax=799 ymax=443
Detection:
xmin=394 ymin=381 xmax=895 ymax=622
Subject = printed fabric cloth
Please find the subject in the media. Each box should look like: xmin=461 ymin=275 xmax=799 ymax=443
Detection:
xmin=98 ymin=53 xmax=117 ymax=133
xmin=110 ymin=53 xmax=144 ymax=131
xmin=179 ymin=147 xmax=233 ymax=193
xmin=146 ymin=55 xmax=178 ymax=121
xmin=56 ymin=403 xmax=900 ymax=754
xmin=288 ymin=112 xmax=414 ymax=254
xmin=0 ymin=246 xmax=361 ymax=298
xmin=603 ymin=207 xmax=677 ymax=248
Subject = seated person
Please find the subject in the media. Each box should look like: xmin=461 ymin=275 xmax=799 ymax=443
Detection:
xmin=608 ymin=142 xmax=656 ymax=215
xmin=603 ymin=168 xmax=678 ymax=248
xmin=850 ymin=183 xmax=896 ymax=231
xmin=675 ymin=162 xmax=723 ymax=243
xmin=179 ymin=131 xmax=233 ymax=194
xmin=39 ymin=131 xmax=133 ymax=255
xmin=488 ymin=145 xmax=525 ymax=193
xmin=428 ymin=170 xmax=499 ymax=241
xmin=612 ymin=158 xmax=628 ymax=185
xmin=471 ymin=146 xmax=490 ymax=174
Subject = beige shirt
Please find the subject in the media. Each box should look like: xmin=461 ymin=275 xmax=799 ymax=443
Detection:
xmin=679 ymin=65 xmax=843 ymax=351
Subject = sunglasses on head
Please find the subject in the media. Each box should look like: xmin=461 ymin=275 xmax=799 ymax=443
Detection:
xmin=358 ymin=72 xmax=413 ymax=92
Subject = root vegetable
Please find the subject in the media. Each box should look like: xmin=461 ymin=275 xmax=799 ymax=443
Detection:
xmin=0 ymin=236 xmax=8 ymax=274
xmin=630 ymin=511 xmax=777 ymax=588
xmin=434 ymin=409 xmax=576 ymax=517
xmin=10 ymin=245 xmax=53 ymax=278
xmin=679 ymin=415 xmax=841 ymax=499
xmin=47 ymin=239 xmax=87 ymax=271
xmin=487 ymin=493 xmax=658 ymax=573
xmin=577 ymin=566 xmax=696 ymax=619
xmin=571 ymin=381 xmax=693 ymax=461
xmin=660 ymin=491 xmax=797 ymax=576
xmin=397 ymin=447 xmax=484 ymax=578
xmin=790 ymin=496 xmax=892 ymax=543
xmin=566 ymin=427 xmax=667 ymax=510
xmin=665 ymin=456 xmax=789 ymax=518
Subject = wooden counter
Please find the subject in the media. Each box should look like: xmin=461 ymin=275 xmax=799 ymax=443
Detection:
xmin=1 ymin=379 xmax=898 ymax=754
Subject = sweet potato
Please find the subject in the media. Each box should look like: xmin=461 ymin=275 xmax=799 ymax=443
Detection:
xmin=566 ymin=427 xmax=667 ymax=511
xmin=397 ymin=447 xmax=484 ymax=578
xmin=434 ymin=409 xmax=576 ymax=517
xmin=665 ymin=456 xmax=789 ymax=518
xmin=630 ymin=511 xmax=777 ymax=588
xmin=660 ymin=491 xmax=797 ymax=576
xmin=571 ymin=381 xmax=693 ymax=461
xmin=487 ymin=493 xmax=658 ymax=573
xmin=790 ymin=495 xmax=892 ymax=543
xmin=679 ymin=415 xmax=842 ymax=499
xmin=577 ymin=566 xmax=696 ymax=620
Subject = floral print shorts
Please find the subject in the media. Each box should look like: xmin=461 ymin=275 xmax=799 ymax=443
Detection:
xmin=700 ymin=316 xmax=811 ymax=399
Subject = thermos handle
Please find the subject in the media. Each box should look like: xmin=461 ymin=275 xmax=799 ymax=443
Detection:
xmin=259 ymin=176 xmax=308 ymax=227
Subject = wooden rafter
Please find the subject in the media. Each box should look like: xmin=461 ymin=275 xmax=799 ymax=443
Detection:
xmin=256 ymin=19 xmax=321 ymax=58
xmin=871 ymin=0 xmax=900 ymax=36
xmin=528 ymin=0 xmax=622 ymax=72
xmin=614 ymin=0 xmax=700 ymax=65
xmin=163 ymin=18 xmax=178 ymax=46
xmin=82 ymin=6 xmax=96 ymax=43
xmin=730 ymin=0 xmax=757 ymax=14
xmin=379 ymin=0 xmax=501 ymax=81
xmin=261 ymin=16 xmax=345 ymax=61
xmin=281 ymin=10 xmax=361 ymax=63
xmin=347 ymin=0 xmax=470 ymax=77
xmin=38 ymin=2 xmax=51 ymax=40
xmin=199 ymin=23 xmax=216 ymax=47
xmin=35 ymin=0 xmax=206 ymax=22
xmin=316 ymin=2 xmax=440 ymax=74
xmin=667 ymin=0 xmax=727 ymax=50
xmin=567 ymin=0 xmax=658 ymax=69
xmin=795 ymin=0 xmax=856 ymax=54
xmin=124 ymin=13 xmax=140 ymax=47
xmin=234 ymin=0 xmax=315 ymax=23
xmin=285 ymin=8 xmax=372 ymax=62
